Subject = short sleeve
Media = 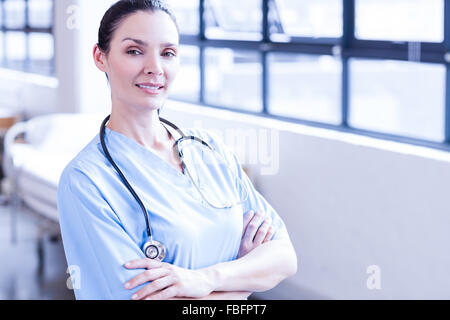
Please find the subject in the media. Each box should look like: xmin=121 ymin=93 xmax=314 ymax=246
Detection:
xmin=200 ymin=130 xmax=290 ymax=241
xmin=57 ymin=165 xmax=147 ymax=300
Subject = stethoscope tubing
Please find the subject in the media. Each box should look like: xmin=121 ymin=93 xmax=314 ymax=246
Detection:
xmin=99 ymin=115 xmax=212 ymax=239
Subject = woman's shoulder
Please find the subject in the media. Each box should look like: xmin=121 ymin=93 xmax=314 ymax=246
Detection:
xmin=58 ymin=134 xmax=107 ymax=189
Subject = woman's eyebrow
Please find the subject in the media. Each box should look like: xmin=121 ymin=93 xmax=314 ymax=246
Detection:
xmin=122 ymin=38 xmax=178 ymax=48
xmin=122 ymin=37 xmax=148 ymax=46
xmin=161 ymin=42 xmax=178 ymax=48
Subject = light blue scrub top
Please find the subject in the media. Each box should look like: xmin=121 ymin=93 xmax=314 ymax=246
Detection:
xmin=57 ymin=126 xmax=289 ymax=300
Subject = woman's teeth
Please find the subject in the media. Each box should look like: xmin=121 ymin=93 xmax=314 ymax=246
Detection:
xmin=137 ymin=84 xmax=162 ymax=89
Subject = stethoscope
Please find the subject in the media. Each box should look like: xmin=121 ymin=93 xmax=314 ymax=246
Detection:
xmin=99 ymin=114 xmax=248 ymax=261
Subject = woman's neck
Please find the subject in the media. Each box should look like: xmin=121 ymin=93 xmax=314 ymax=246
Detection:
xmin=106 ymin=106 xmax=173 ymax=151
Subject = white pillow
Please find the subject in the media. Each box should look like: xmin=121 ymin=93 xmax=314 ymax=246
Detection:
xmin=25 ymin=113 xmax=104 ymax=153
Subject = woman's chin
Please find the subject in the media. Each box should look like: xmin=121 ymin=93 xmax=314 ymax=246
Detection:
xmin=139 ymin=97 xmax=166 ymax=111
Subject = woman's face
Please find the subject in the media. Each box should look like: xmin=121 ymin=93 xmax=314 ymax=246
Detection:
xmin=97 ymin=10 xmax=180 ymax=111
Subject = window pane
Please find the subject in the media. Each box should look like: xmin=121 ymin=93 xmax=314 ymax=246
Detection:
xmin=28 ymin=0 xmax=53 ymax=29
xmin=268 ymin=53 xmax=341 ymax=124
xmin=349 ymin=59 xmax=445 ymax=142
xmin=166 ymin=0 xmax=199 ymax=35
xmin=204 ymin=0 xmax=262 ymax=40
xmin=5 ymin=31 xmax=26 ymax=70
xmin=5 ymin=31 xmax=26 ymax=60
xmin=355 ymin=0 xmax=444 ymax=42
xmin=29 ymin=32 xmax=53 ymax=60
xmin=171 ymin=45 xmax=200 ymax=101
xmin=0 ymin=32 xmax=3 ymax=61
xmin=271 ymin=0 xmax=342 ymax=40
xmin=4 ymin=0 xmax=26 ymax=29
xmin=205 ymin=48 xmax=262 ymax=112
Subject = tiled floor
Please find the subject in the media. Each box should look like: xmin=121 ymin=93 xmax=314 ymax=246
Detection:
xmin=0 ymin=203 xmax=75 ymax=300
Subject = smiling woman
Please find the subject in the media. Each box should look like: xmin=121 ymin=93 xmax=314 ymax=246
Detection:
xmin=57 ymin=0 xmax=297 ymax=301
xmin=95 ymin=6 xmax=180 ymax=121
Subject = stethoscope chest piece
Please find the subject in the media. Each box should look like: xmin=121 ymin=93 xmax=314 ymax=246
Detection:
xmin=143 ymin=239 xmax=166 ymax=261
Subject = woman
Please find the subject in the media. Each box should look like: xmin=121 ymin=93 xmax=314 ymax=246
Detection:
xmin=57 ymin=0 xmax=297 ymax=300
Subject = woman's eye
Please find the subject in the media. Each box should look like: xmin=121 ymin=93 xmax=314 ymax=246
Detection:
xmin=127 ymin=49 xmax=141 ymax=55
xmin=163 ymin=51 xmax=176 ymax=57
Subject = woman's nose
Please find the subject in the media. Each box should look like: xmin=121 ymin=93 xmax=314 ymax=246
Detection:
xmin=144 ymin=53 xmax=164 ymax=75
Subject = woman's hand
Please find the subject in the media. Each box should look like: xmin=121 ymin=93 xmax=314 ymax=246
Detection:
xmin=238 ymin=210 xmax=275 ymax=259
xmin=124 ymin=259 xmax=214 ymax=300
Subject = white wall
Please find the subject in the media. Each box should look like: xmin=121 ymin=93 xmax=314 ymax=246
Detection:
xmin=162 ymin=100 xmax=450 ymax=300
xmin=54 ymin=0 xmax=112 ymax=114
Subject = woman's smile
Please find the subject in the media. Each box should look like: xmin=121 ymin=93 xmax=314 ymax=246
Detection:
xmin=136 ymin=83 xmax=165 ymax=95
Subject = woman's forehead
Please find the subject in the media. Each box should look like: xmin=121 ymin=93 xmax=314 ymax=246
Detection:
xmin=112 ymin=10 xmax=179 ymax=46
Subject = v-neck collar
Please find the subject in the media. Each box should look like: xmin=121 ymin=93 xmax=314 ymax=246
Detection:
xmin=104 ymin=126 xmax=189 ymax=181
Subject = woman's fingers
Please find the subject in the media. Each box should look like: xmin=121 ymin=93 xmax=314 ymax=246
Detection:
xmin=125 ymin=267 xmax=170 ymax=290
xmin=242 ymin=210 xmax=254 ymax=239
xmin=132 ymin=275 xmax=175 ymax=300
xmin=124 ymin=258 xmax=162 ymax=270
xmin=144 ymin=286 xmax=178 ymax=300
xmin=242 ymin=212 xmax=264 ymax=243
xmin=253 ymin=217 xmax=272 ymax=245
xmin=263 ymin=226 xmax=275 ymax=243
xmin=238 ymin=211 xmax=275 ymax=258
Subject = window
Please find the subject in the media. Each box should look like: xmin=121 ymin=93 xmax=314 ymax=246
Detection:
xmin=170 ymin=0 xmax=450 ymax=151
xmin=205 ymin=48 xmax=262 ymax=111
xmin=270 ymin=0 xmax=343 ymax=41
xmin=349 ymin=59 xmax=446 ymax=142
xmin=5 ymin=31 xmax=26 ymax=69
xmin=28 ymin=0 xmax=53 ymax=29
xmin=204 ymin=0 xmax=262 ymax=40
xmin=268 ymin=53 xmax=341 ymax=124
xmin=355 ymin=0 xmax=444 ymax=43
xmin=171 ymin=45 xmax=201 ymax=101
xmin=4 ymin=0 xmax=26 ymax=29
xmin=167 ymin=0 xmax=199 ymax=35
xmin=0 ymin=0 xmax=54 ymax=76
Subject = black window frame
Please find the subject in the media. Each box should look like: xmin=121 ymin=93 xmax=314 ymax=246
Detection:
xmin=172 ymin=0 xmax=450 ymax=152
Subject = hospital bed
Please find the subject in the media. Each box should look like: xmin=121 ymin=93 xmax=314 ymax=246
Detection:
xmin=2 ymin=113 xmax=104 ymax=271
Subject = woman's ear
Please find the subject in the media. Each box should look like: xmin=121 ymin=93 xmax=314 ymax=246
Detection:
xmin=93 ymin=44 xmax=108 ymax=73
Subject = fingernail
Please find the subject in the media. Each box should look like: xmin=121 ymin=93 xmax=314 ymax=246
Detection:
xmin=124 ymin=282 xmax=131 ymax=289
xmin=132 ymin=294 xmax=138 ymax=300
xmin=124 ymin=262 xmax=131 ymax=268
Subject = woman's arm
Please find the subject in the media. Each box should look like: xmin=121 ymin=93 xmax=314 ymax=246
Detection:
xmin=166 ymin=211 xmax=277 ymax=300
xmin=203 ymin=238 xmax=297 ymax=293
xmin=170 ymin=237 xmax=297 ymax=299
xmin=124 ymin=210 xmax=294 ymax=300
xmin=124 ymin=237 xmax=297 ymax=300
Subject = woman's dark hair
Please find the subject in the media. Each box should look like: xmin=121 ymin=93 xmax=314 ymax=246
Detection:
xmin=98 ymin=0 xmax=179 ymax=55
